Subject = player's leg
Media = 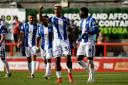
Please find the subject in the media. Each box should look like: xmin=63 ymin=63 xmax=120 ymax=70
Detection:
xmin=44 ymin=58 xmax=47 ymax=66
xmin=31 ymin=46 xmax=37 ymax=78
xmin=44 ymin=59 xmax=51 ymax=80
xmin=62 ymin=40 xmax=73 ymax=83
xmin=77 ymin=44 xmax=89 ymax=72
xmin=41 ymin=49 xmax=47 ymax=67
xmin=27 ymin=57 xmax=31 ymax=72
xmin=1 ymin=58 xmax=11 ymax=78
xmin=66 ymin=55 xmax=73 ymax=83
xmin=55 ymin=57 xmax=62 ymax=83
xmin=0 ymin=49 xmax=11 ymax=78
xmin=25 ymin=47 xmax=31 ymax=73
xmin=53 ymin=40 xmax=62 ymax=83
xmin=66 ymin=55 xmax=72 ymax=73
xmin=86 ymin=44 xmax=95 ymax=83
xmin=42 ymin=49 xmax=52 ymax=80
xmin=77 ymin=55 xmax=89 ymax=72
xmin=87 ymin=58 xmax=94 ymax=83
xmin=31 ymin=55 xmax=36 ymax=78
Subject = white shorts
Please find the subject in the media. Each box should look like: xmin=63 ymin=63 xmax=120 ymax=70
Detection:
xmin=41 ymin=48 xmax=52 ymax=59
xmin=77 ymin=43 xmax=95 ymax=57
xmin=25 ymin=46 xmax=37 ymax=57
xmin=53 ymin=39 xmax=71 ymax=57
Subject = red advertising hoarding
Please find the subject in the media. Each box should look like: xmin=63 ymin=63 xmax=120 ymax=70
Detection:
xmin=1 ymin=57 xmax=128 ymax=72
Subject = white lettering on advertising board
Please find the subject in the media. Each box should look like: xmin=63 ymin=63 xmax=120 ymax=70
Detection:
xmin=8 ymin=62 xmax=39 ymax=70
xmin=103 ymin=63 xmax=114 ymax=69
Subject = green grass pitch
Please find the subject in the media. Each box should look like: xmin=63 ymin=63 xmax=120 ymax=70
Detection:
xmin=0 ymin=71 xmax=128 ymax=85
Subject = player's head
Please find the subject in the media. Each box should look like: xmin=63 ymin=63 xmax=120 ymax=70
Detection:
xmin=14 ymin=16 xmax=18 ymax=21
xmin=42 ymin=15 xmax=49 ymax=25
xmin=28 ymin=14 xmax=34 ymax=24
xmin=54 ymin=4 xmax=62 ymax=17
xmin=0 ymin=17 xmax=4 ymax=25
xmin=80 ymin=7 xmax=89 ymax=18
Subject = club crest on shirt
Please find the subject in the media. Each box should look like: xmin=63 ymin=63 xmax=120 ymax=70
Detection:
xmin=49 ymin=29 xmax=52 ymax=32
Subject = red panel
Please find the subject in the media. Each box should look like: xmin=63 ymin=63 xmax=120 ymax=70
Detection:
xmin=6 ymin=57 xmax=128 ymax=72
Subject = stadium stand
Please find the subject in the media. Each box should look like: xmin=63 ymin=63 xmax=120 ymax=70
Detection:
xmin=0 ymin=0 xmax=127 ymax=8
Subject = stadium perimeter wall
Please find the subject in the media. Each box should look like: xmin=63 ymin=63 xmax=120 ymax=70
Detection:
xmin=0 ymin=57 xmax=128 ymax=72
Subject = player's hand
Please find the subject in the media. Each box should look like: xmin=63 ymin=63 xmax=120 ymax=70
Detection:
xmin=83 ymin=31 xmax=88 ymax=35
xmin=17 ymin=41 xmax=22 ymax=48
xmin=76 ymin=40 xmax=80 ymax=44
xmin=76 ymin=40 xmax=80 ymax=47
xmin=39 ymin=5 xmax=43 ymax=10
xmin=82 ymin=31 xmax=88 ymax=38
xmin=73 ymin=42 xmax=77 ymax=49
xmin=35 ymin=46 xmax=40 ymax=53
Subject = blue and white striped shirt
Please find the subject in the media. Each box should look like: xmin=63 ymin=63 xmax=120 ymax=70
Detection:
xmin=0 ymin=24 xmax=6 ymax=35
xmin=0 ymin=24 xmax=6 ymax=47
xmin=21 ymin=22 xmax=38 ymax=47
xmin=80 ymin=16 xmax=99 ymax=44
xmin=49 ymin=16 xmax=69 ymax=40
xmin=37 ymin=24 xmax=53 ymax=50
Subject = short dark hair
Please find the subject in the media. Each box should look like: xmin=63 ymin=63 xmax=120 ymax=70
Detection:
xmin=43 ymin=15 xmax=49 ymax=19
xmin=80 ymin=7 xmax=89 ymax=14
xmin=54 ymin=4 xmax=62 ymax=9
xmin=14 ymin=16 xmax=18 ymax=19
xmin=28 ymin=13 xmax=34 ymax=17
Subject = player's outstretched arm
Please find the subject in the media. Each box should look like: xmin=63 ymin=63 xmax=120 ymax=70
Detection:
xmin=36 ymin=37 xmax=41 ymax=53
xmin=39 ymin=5 xmax=43 ymax=22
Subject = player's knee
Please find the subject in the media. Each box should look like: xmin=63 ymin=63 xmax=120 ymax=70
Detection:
xmin=56 ymin=57 xmax=61 ymax=65
xmin=1 ymin=57 xmax=5 ymax=61
xmin=55 ymin=57 xmax=61 ymax=71
xmin=27 ymin=57 xmax=31 ymax=62
xmin=47 ymin=59 xmax=51 ymax=63
xmin=88 ymin=60 xmax=93 ymax=65
xmin=77 ymin=60 xmax=81 ymax=64
xmin=33 ymin=55 xmax=37 ymax=57
xmin=44 ymin=59 xmax=47 ymax=64
xmin=66 ymin=55 xmax=71 ymax=62
xmin=77 ymin=55 xmax=84 ymax=61
xmin=32 ymin=55 xmax=37 ymax=60
xmin=66 ymin=57 xmax=72 ymax=69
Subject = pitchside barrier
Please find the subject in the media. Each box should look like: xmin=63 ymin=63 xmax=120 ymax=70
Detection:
xmin=0 ymin=57 xmax=128 ymax=72
xmin=0 ymin=42 xmax=128 ymax=72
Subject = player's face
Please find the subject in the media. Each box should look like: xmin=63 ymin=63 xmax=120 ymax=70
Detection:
xmin=28 ymin=15 xmax=33 ymax=23
xmin=42 ymin=17 xmax=48 ymax=25
xmin=14 ymin=17 xmax=18 ymax=22
xmin=79 ymin=11 xmax=85 ymax=18
xmin=54 ymin=6 xmax=62 ymax=17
